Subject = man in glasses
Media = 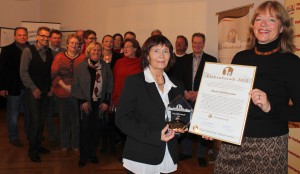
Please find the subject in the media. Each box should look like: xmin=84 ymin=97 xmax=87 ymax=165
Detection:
xmin=20 ymin=26 xmax=53 ymax=163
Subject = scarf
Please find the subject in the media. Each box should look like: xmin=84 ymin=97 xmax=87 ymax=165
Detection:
xmin=88 ymin=59 xmax=102 ymax=101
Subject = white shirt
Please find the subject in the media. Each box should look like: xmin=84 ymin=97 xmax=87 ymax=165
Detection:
xmin=192 ymin=52 xmax=203 ymax=90
xmin=123 ymin=67 xmax=178 ymax=174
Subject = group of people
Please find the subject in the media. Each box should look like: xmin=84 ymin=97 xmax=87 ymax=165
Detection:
xmin=0 ymin=1 xmax=300 ymax=173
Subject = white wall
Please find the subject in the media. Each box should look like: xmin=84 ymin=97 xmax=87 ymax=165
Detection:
xmin=40 ymin=0 xmax=207 ymax=53
xmin=206 ymin=0 xmax=284 ymax=57
xmin=0 ymin=0 xmax=284 ymax=56
xmin=0 ymin=0 xmax=40 ymax=28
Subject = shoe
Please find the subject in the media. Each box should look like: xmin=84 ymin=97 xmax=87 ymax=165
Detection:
xmin=90 ymin=156 xmax=99 ymax=164
xmin=61 ymin=148 xmax=68 ymax=157
xmin=178 ymin=153 xmax=192 ymax=161
xmin=10 ymin=139 xmax=23 ymax=147
xmin=73 ymin=148 xmax=80 ymax=156
xmin=49 ymin=140 xmax=57 ymax=147
xmin=39 ymin=147 xmax=50 ymax=154
xmin=78 ymin=158 xmax=87 ymax=167
xmin=100 ymin=146 xmax=107 ymax=154
xmin=110 ymin=147 xmax=116 ymax=155
xmin=29 ymin=153 xmax=41 ymax=163
xmin=197 ymin=157 xmax=207 ymax=167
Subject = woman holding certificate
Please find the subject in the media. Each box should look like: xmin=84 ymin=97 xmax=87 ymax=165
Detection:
xmin=214 ymin=1 xmax=300 ymax=173
xmin=115 ymin=35 xmax=186 ymax=174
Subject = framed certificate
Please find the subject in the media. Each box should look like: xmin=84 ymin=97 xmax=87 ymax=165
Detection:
xmin=189 ymin=62 xmax=256 ymax=145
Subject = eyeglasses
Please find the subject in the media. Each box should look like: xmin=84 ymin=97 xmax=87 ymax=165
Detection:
xmin=88 ymin=37 xmax=97 ymax=40
xmin=38 ymin=34 xmax=50 ymax=39
xmin=114 ymin=39 xmax=122 ymax=41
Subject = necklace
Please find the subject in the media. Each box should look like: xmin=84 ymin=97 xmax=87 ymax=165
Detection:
xmin=157 ymin=82 xmax=165 ymax=86
xmin=66 ymin=51 xmax=79 ymax=58
xmin=254 ymin=46 xmax=280 ymax=55
xmin=155 ymin=76 xmax=165 ymax=86
xmin=103 ymin=55 xmax=112 ymax=63
xmin=149 ymin=68 xmax=165 ymax=86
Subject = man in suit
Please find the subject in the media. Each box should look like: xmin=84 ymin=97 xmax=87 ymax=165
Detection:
xmin=174 ymin=32 xmax=217 ymax=167
xmin=0 ymin=27 xmax=30 ymax=147
xmin=20 ymin=26 xmax=53 ymax=162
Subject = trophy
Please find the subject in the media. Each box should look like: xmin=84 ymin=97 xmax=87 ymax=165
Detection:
xmin=166 ymin=95 xmax=193 ymax=129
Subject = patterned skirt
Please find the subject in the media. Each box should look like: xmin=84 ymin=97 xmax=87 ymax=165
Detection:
xmin=214 ymin=134 xmax=288 ymax=174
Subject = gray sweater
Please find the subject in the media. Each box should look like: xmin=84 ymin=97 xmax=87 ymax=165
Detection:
xmin=71 ymin=59 xmax=113 ymax=107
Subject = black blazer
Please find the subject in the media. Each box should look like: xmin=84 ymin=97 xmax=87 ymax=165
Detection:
xmin=115 ymin=72 xmax=184 ymax=165
xmin=174 ymin=52 xmax=217 ymax=91
xmin=0 ymin=42 xmax=29 ymax=95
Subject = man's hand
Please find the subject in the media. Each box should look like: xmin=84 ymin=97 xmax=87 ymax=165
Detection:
xmin=32 ymin=88 xmax=41 ymax=99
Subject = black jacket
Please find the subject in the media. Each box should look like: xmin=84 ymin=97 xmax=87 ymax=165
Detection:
xmin=0 ymin=42 xmax=29 ymax=95
xmin=115 ymin=72 xmax=184 ymax=165
xmin=173 ymin=52 xmax=217 ymax=91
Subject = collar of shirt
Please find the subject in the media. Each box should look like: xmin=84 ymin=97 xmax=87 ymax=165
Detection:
xmin=34 ymin=43 xmax=47 ymax=52
xmin=193 ymin=51 xmax=203 ymax=59
xmin=144 ymin=67 xmax=177 ymax=89
xmin=174 ymin=52 xmax=186 ymax=57
xmin=49 ymin=44 xmax=60 ymax=52
xmin=15 ymin=41 xmax=29 ymax=51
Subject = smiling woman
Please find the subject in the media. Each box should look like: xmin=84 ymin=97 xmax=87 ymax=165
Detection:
xmin=71 ymin=42 xmax=113 ymax=167
xmin=214 ymin=1 xmax=300 ymax=174
xmin=115 ymin=35 xmax=187 ymax=174
xmin=51 ymin=34 xmax=85 ymax=158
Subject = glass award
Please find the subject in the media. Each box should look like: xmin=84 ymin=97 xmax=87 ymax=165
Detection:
xmin=166 ymin=95 xmax=193 ymax=129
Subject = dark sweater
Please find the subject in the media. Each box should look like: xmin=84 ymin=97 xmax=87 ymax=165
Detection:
xmin=232 ymin=39 xmax=300 ymax=138
xmin=28 ymin=45 xmax=53 ymax=92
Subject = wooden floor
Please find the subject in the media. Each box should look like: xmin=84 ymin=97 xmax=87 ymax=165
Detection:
xmin=0 ymin=109 xmax=214 ymax=174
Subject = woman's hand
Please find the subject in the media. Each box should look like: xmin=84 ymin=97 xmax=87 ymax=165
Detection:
xmin=58 ymin=80 xmax=71 ymax=93
xmin=173 ymin=127 xmax=188 ymax=134
xmin=161 ymin=124 xmax=175 ymax=142
xmin=99 ymin=103 xmax=109 ymax=112
xmin=184 ymin=91 xmax=191 ymax=101
xmin=249 ymin=88 xmax=271 ymax=113
xmin=64 ymin=85 xmax=71 ymax=93
xmin=202 ymin=135 xmax=214 ymax=141
xmin=81 ymin=102 xmax=90 ymax=113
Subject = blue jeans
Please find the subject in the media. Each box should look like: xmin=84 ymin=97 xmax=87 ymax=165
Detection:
xmin=6 ymin=89 xmax=30 ymax=141
xmin=56 ymin=96 xmax=79 ymax=149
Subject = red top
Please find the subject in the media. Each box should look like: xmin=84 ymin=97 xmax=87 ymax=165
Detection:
xmin=51 ymin=52 xmax=85 ymax=97
xmin=81 ymin=44 xmax=86 ymax=54
xmin=112 ymin=57 xmax=142 ymax=106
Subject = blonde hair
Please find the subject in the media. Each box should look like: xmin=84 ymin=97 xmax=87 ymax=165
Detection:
xmin=85 ymin=42 xmax=102 ymax=58
xmin=66 ymin=34 xmax=80 ymax=45
xmin=248 ymin=1 xmax=295 ymax=53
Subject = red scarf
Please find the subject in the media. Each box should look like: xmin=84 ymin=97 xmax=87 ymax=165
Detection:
xmin=112 ymin=57 xmax=142 ymax=106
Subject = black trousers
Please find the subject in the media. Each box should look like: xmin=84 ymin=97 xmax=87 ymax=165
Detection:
xmin=79 ymin=100 xmax=100 ymax=159
xmin=25 ymin=89 xmax=50 ymax=154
